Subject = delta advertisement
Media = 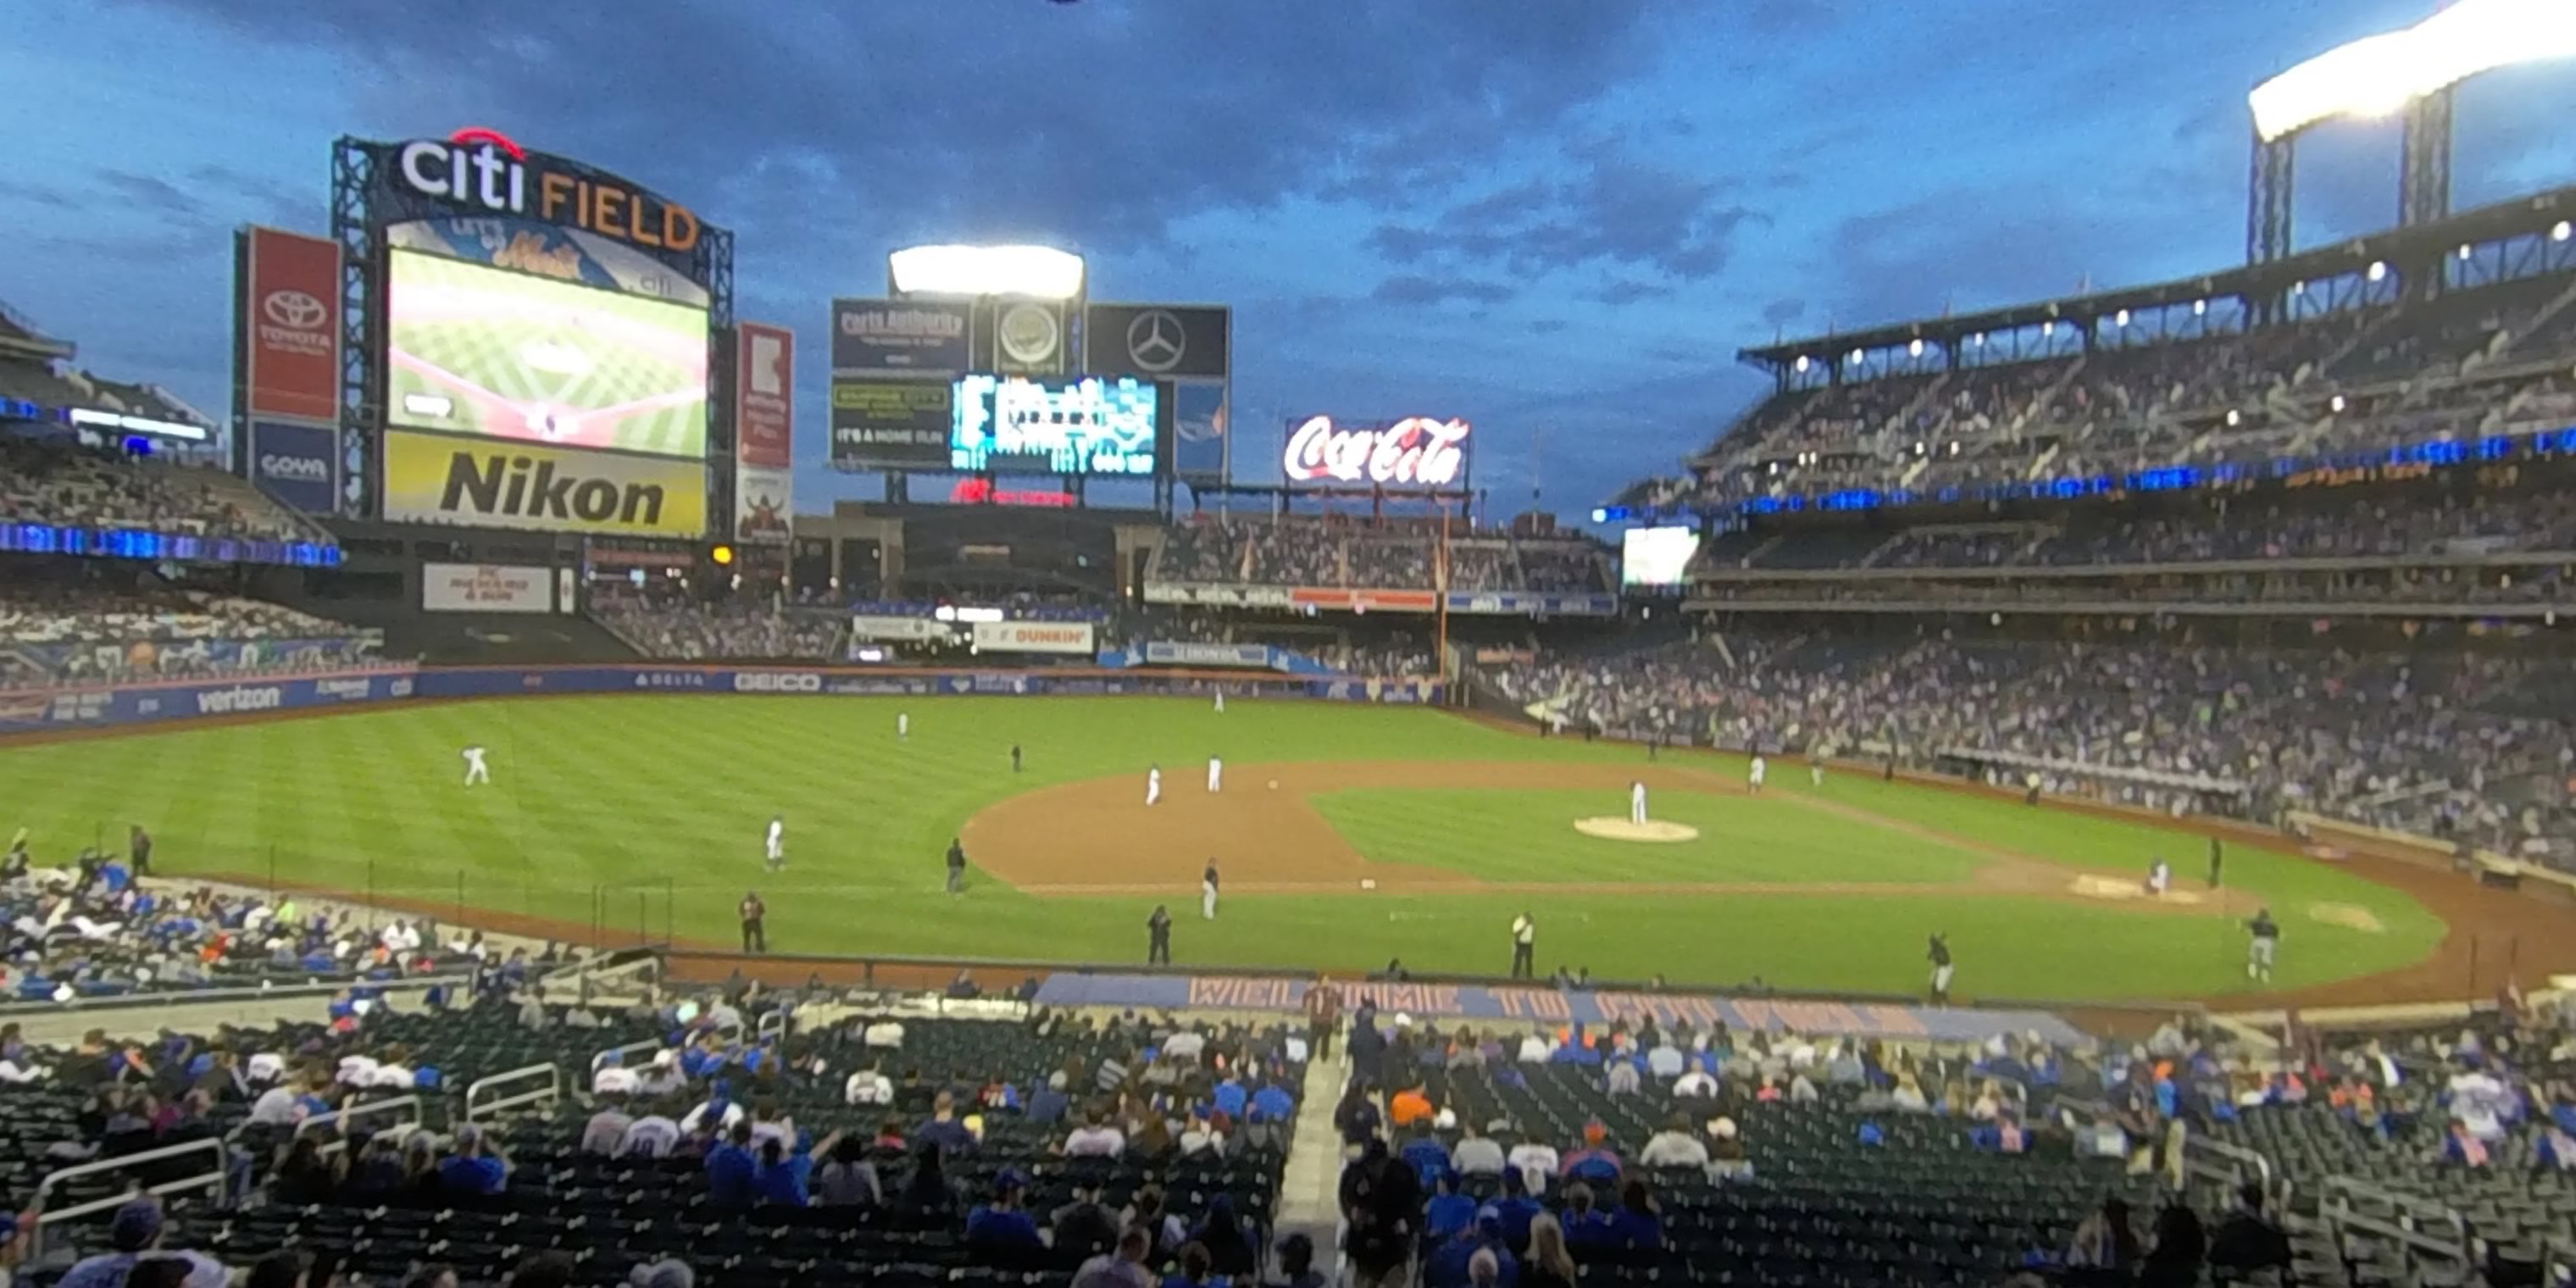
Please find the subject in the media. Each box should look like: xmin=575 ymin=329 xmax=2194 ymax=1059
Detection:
xmin=0 ymin=664 xmax=1439 ymax=736
xmin=420 ymin=563 xmax=555 ymax=613
xmin=380 ymin=431 xmax=708 ymax=538
xmin=238 ymin=226 xmax=343 ymax=424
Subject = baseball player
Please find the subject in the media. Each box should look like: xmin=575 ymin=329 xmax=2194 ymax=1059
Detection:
xmin=1926 ymin=932 xmax=1953 ymax=1004
xmin=2247 ymin=908 xmax=2279 ymax=981
xmin=1202 ymin=860 xmax=1220 ymax=920
xmin=1629 ymin=780 xmax=1648 ymax=825
xmin=897 ymin=712 xmax=910 ymax=741
xmin=1214 ymin=691 xmax=1225 ymax=714
xmin=2146 ymin=858 xmax=2170 ymax=897
xmin=1809 ymin=752 xmax=1825 ymax=788
xmin=1748 ymin=754 xmax=1768 ymax=795
xmin=461 ymin=745 xmax=491 ymax=786
xmin=1207 ymin=755 xmax=1224 ymax=793
xmin=764 ymin=815 xmax=786 ymax=872
xmin=1146 ymin=764 xmax=1163 ymax=807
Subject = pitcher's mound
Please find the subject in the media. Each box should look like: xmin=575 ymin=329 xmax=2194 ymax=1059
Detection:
xmin=2072 ymin=874 xmax=2206 ymax=904
xmin=1574 ymin=818 xmax=1700 ymax=843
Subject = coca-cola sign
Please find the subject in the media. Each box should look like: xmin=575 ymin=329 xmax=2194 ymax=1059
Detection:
xmin=1282 ymin=415 xmax=1471 ymax=489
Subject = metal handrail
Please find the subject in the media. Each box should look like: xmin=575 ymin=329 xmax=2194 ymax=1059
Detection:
xmin=30 ymin=1137 xmax=228 ymax=1258
xmin=465 ymin=1063 xmax=564 ymax=1124
xmin=2319 ymin=1174 xmax=2473 ymax=1263
xmin=590 ymin=1038 xmax=664 ymax=1079
xmin=0 ymin=969 xmax=474 ymax=1019
xmin=296 ymin=1095 xmax=424 ymax=1142
xmin=2181 ymin=1134 xmax=2276 ymax=1196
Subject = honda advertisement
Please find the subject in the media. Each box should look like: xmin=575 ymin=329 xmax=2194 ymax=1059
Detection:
xmin=238 ymin=226 xmax=342 ymax=423
xmin=247 ymin=420 xmax=340 ymax=514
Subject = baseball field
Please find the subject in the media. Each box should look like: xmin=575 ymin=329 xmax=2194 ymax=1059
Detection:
xmin=3 ymin=693 xmax=2548 ymax=1004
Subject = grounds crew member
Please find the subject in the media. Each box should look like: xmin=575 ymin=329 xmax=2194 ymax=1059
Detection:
xmin=1510 ymin=912 xmax=1536 ymax=980
xmin=739 ymin=891 xmax=768 ymax=953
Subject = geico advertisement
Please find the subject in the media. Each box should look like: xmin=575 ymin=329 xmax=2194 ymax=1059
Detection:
xmin=381 ymin=432 xmax=707 ymax=536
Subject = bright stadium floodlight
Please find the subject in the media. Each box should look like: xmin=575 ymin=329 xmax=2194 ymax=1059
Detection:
xmin=888 ymin=244 xmax=1085 ymax=299
xmin=2248 ymin=0 xmax=2576 ymax=143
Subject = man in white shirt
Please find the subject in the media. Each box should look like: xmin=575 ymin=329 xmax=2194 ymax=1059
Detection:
xmin=582 ymin=1097 xmax=634 ymax=1154
xmin=847 ymin=1068 xmax=894 ymax=1105
xmin=1639 ymin=1114 xmax=1710 ymax=1169
xmin=462 ymin=745 xmax=490 ymax=786
xmin=1450 ymin=1122 xmax=1507 ymax=1176
xmin=248 ymin=1082 xmax=303 ymax=1125
xmin=897 ymin=712 xmax=909 ymax=740
xmin=1146 ymin=765 xmax=1162 ymax=807
xmin=2447 ymin=1065 xmax=2510 ymax=1141
xmin=1673 ymin=1068 xmax=1718 ymax=1098
xmin=593 ymin=1063 xmax=641 ymax=1096
xmin=1517 ymin=1032 xmax=1552 ymax=1063
xmin=1506 ymin=1130 xmax=1560 ymax=1194
xmin=1063 ymin=1110 xmax=1127 ymax=1158
xmin=1162 ymin=1029 xmax=1208 ymax=1063
xmin=1646 ymin=1041 xmax=1686 ymax=1078
xmin=621 ymin=1108 xmax=680 ymax=1158
xmin=1207 ymin=755 xmax=1223 ymax=793
xmin=1629 ymin=780 xmax=1647 ymax=825
xmin=1509 ymin=913 xmax=1536 ymax=980
xmin=1748 ymin=754 xmax=1767 ymax=794
xmin=765 ymin=815 xmax=786 ymax=872
xmin=863 ymin=1020 xmax=906 ymax=1050
xmin=680 ymin=1095 xmax=746 ymax=1135
xmin=1607 ymin=1062 xmax=1641 ymax=1095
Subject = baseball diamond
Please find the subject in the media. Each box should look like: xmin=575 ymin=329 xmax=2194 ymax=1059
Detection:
xmin=5 ymin=691 xmax=2553 ymax=1006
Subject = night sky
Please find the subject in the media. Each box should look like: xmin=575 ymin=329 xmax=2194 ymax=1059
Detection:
xmin=5 ymin=1 xmax=2571 ymax=521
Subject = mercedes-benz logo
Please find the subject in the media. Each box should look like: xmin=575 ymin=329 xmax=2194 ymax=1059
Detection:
xmin=1125 ymin=308 xmax=1187 ymax=373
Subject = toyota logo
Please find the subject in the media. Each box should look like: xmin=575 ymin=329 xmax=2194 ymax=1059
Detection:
xmin=1124 ymin=308 xmax=1187 ymax=373
xmin=263 ymin=290 xmax=327 ymax=330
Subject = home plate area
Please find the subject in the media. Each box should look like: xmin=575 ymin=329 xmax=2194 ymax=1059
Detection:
xmin=1574 ymin=817 xmax=1702 ymax=842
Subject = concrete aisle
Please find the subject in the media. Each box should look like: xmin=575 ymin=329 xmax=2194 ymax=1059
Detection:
xmin=1274 ymin=1041 xmax=1353 ymax=1270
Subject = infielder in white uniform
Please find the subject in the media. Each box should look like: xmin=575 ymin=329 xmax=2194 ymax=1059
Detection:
xmin=1810 ymin=756 xmax=1825 ymax=788
xmin=1202 ymin=860 xmax=1219 ymax=919
xmin=1748 ymin=755 xmax=1768 ymax=794
xmin=1214 ymin=691 xmax=1225 ymax=714
xmin=765 ymin=815 xmax=786 ymax=872
xmin=1629 ymin=780 xmax=1648 ymax=825
xmin=1146 ymin=765 xmax=1163 ymax=806
xmin=2146 ymin=858 xmax=2170 ymax=897
xmin=1207 ymin=756 xmax=1223 ymax=793
xmin=462 ymin=746 xmax=490 ymax=786
xmin=897 ymin=712 xmax=910 ymax=741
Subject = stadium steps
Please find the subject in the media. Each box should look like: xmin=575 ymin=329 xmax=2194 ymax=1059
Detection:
xmin=1274 ymin=1041 xmax=1354 ymax=1263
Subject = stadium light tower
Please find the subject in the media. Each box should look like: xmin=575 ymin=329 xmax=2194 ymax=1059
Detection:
xmin=2245 ymin=0 xmax=2576 ymax=264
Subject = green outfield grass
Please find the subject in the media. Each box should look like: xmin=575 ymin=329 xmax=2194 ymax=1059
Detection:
xmin=0 ymin=697 xmax=2447 ymax=1000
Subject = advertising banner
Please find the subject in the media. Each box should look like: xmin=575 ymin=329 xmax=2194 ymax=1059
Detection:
xmin=1283 ymin=415 xmax=1472 ymax=489
xmin=830 ymin=376 xmax=955 ymax=468
xmin=385 ymin=217 xmax=712 ymax=308
xmin=248 ymin=420 xmax=340 ymax=514
xmin=1084 ymin=303 xmax=1231 ymax=379
xmin=380 ymin=431 xmax=708 ymax=537
xmin=0 ymin=668 xmax=419 ymax=735
xmin=971 ymin=620 xmax=1096 ymax=655
xmin=988 ymin=298 xmax=1069 ymax=377
xmin=831 ymin=297 xmax=971 ymax=373
xmin=422 ymin=563 xmax=554 ymax=613
xmin=1140 ymin=583 xmax=1295 ymax=608
xmin=735 ymin=322 xmax=795 ymax=469
xmin=1141 ymin=641 xmax=1272 ymax=668
xmin=241 ymin=226 xmax=342 ymax=423
xmin=734 ymin=464 xmax=792 ymax=544
xmin=850 ymin=614 xmax=952 ymax=642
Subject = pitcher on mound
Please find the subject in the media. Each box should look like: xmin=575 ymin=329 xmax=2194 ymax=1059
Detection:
xmin=1629 ymin=780 xmax=1648 ymax=825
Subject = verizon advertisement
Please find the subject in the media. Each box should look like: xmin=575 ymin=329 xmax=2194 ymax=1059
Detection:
xmin=971 ymin=620 xmax=1096 ymax=656
xmin=1283 ymin=415 xmax=1470 ymax=489
xmin=240 ymin=226 xmax=343 ymax=423
xmin=422 ymin=563 xmax=555 ymax=614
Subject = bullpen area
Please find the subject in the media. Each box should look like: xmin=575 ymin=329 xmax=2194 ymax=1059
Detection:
xmin=6 ymin=692 xmax=2552 ymax=1004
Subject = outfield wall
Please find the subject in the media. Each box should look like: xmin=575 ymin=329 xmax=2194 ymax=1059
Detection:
xmin=0 ymin=663 xmax=1443 ymax=736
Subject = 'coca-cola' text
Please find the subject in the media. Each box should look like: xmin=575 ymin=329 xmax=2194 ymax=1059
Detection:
xmin=1282 ymin=415 xmax=1470 ymax=487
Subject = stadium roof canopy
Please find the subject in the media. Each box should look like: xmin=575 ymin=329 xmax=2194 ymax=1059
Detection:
xmin=1740 ymin=181 xmax=2576 ymax=373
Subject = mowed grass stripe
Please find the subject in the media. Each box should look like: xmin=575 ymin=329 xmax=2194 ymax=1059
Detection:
xmin=0 ymin=697 xmax=2447 ymax=997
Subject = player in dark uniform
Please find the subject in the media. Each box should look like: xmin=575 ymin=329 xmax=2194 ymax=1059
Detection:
xmin=2207 ymin=836 xmax=2224 ymax=890
xmin=2247 ymin=908 xmax=2279 ymax=981
xmin=739 ymin=891 xmax=768 ymax=953
xmin=129 ymin=824 xmax=153 ymax=877
xmin=1146 ymin=905 xmax=1174 ymax=965
xmin=1011 ymin=744 xmax=1024 ymax=773
xmin=946 ymin=837 xmax=968 ymax=896
xmin=1926 ymin=932 xmax=1954 ymax=1004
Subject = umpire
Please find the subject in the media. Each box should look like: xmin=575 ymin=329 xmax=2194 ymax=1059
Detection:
xmin=1147 ymin=905 xmax=1174 ymax=965
xmin=739 ymin=890 xmax=768 ymax=953
xmin=946 ymin=837 xmax=967 ymax=896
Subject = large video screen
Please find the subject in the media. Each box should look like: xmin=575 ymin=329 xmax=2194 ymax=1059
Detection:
xmin=951 ymin=374 xmax=1159 ymax=475
xmin=386 ymin=249 xmax=709 ymax=458
xmin=1622 ymin=526 xmax=1702 ymax=588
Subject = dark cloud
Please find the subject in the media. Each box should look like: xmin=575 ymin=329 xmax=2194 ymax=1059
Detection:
xmin=93 ymin=169 xmax=203 ymax=217
xmin=1372 ymin=275 xmax=1515 ymax=307
xmin=1367 ymin=154 xmax=1767 ymax=284
xmin=1762 ymin=297 xmax=1807 ymax=327
xmin=1591 ymin=278 xmax=1670 ymax=305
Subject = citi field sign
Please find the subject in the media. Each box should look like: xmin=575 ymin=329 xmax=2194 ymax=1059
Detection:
xmin=389 ymin=127 xmax=702 ymax=257
xmin=1283 ymin=415 xmax=1472 ymax=489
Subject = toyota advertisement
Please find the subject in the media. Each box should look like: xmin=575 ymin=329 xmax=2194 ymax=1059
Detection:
xmin=237 ymin=226 xmax=343 ymax=423
xmin=248 ymin=420 xmax=340 ymax=514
